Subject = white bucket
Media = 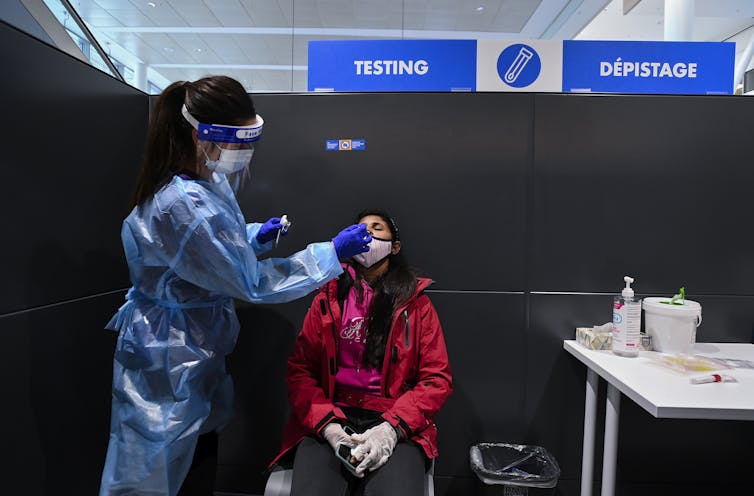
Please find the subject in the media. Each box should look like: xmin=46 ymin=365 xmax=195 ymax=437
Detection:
xmin=642 ymin=297 xmax=702 ymax=353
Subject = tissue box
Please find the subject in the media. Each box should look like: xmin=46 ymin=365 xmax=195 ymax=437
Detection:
xmin=576 ymin=327 xmax=653 ymax=351
xmin=576 ymin=327 xmax=612 ymax=350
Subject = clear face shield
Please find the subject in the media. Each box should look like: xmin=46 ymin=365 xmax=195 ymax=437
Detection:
xmin=181 ymin=105 xmax=264 ymax=192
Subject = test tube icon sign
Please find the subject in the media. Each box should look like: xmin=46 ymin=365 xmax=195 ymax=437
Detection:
xmin=504 ymin=47 xmax=534 ymax=84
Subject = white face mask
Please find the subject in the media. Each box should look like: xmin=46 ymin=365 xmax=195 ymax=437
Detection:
xmin=353 ymin=236 xmax=393 ymax=268
xmin=203 ymin=144 xmax=254 ymax=174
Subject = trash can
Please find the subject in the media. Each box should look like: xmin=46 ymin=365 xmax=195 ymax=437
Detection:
xmin=470 ymin=443 xmax=560 ymax=495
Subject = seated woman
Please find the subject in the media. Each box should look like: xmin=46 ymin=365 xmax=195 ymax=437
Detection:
xmin=270 ymin=209 xmax=453 ymax=496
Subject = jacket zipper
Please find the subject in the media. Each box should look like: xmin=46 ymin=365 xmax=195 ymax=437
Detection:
xmin=382 ymin=304 xmax=409 ymax=396
xmin=324 ymin=285 xmax=339 ymax=388
xmin=403 ymin=309 xmax=410 ymax=348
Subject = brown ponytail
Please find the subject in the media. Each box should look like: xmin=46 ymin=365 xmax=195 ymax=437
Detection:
xmin=131 ymin=76 xmax=256 ymax=206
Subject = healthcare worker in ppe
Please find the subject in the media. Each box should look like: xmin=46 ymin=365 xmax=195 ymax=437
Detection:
xmin=99 ymin=75 xmax=371 ymax=496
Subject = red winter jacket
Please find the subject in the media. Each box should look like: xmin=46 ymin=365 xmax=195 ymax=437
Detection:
xmin=271 ymin=273 xmax=452 ymax=465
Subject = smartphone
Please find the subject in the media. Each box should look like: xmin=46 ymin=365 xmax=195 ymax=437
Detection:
xmin=335 ymin=443 xmax=359 ymax=475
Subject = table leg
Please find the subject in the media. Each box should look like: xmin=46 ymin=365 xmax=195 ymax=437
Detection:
xmin=601 ymin=383 xmax=621 ymax=496
xmin=580 ymin=369 xmax=598 ymax=496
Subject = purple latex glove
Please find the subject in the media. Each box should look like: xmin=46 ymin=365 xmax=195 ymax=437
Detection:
xmin=332 ymin=224 xmax=371 ymax=259
xmin=256 ymin=217 xmax=288 ymax=244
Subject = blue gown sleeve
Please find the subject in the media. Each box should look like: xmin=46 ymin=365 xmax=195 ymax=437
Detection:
xmin=246 ymin=222 xmax=274 ymax=256
xmin=160 ymin=184 xmax=342 ymax=303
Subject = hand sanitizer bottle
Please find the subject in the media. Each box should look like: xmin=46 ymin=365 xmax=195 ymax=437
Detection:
xmin=612 ymin=276 xmax=641 ymax=357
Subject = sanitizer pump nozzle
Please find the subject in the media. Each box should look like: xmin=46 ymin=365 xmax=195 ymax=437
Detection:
xmin=622 ymin=276 xmax=635 ymax=299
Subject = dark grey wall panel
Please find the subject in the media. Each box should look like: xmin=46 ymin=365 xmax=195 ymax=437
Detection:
xmin=429 ymin=293 xmax=526 ymax=478
xmin=240 ymin=93 xmax=530 ymax=291
xmin=617 ymin=401 xmax=754 ymax=488
xmin=0 ymin=21 xmax=147 ymax=315
xmin=1 ymin=313 xmax=45 ymax=496
xmin=0 ymin=20 xmax=146 ymax=495
xmin=526 ymin=294 xmax=605 ymax=489
xmin=688 ymin=295 xmax=754 ymax=343
xmin=0 ymin=291 xmax=121 ymax=496
xmin=531 ymin=94 xmax=754 ymax=295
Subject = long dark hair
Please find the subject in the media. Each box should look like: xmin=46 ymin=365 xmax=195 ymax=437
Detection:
xmin=337 ymin=210 xmax=417 ymax=368
xmin=132 ymin=76 xmax=257 ymax=206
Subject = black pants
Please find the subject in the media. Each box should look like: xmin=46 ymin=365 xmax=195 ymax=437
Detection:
xmin=177 ymin=431 xmax=218 ymax=496
xmin=289 ymin=435 xmax=426 ymax=496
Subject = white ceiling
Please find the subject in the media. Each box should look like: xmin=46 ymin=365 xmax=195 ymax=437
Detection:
xmin=578 ymin=0 xmax=754 ymax=42
xmin=55 ymin=0 xmax=754 ymax=94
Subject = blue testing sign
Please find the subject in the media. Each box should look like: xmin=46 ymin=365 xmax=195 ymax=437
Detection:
xmin=308 ymin=40 xmax=477 ymax=92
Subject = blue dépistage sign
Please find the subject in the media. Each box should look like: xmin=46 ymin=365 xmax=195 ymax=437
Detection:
xmin=562 ymin=40 xmax=735 ymax=95
xmin=308 ymin=40 xmax=477 ymax=92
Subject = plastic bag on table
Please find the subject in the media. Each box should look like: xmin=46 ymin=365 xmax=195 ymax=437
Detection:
xmin=649 ymin=354 xmax=733 ymax=374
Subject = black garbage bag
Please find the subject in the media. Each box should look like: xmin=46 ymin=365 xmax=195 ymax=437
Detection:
xmin=469 ymin=443 xmax=560 ymax=489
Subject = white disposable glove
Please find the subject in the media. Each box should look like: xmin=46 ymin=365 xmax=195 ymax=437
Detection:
xmin=322 ymin=423 xmax=354 ymax=452
xmin=349 ymin=421 xmax=398 ymax=475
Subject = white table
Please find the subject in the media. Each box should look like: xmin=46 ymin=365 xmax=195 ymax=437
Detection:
xmin=563 ymin=340 xmax=754 ymax=496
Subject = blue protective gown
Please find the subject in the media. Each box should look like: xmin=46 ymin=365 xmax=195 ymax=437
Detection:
xmin=99 ymin=173 xmax=342 ymax=495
